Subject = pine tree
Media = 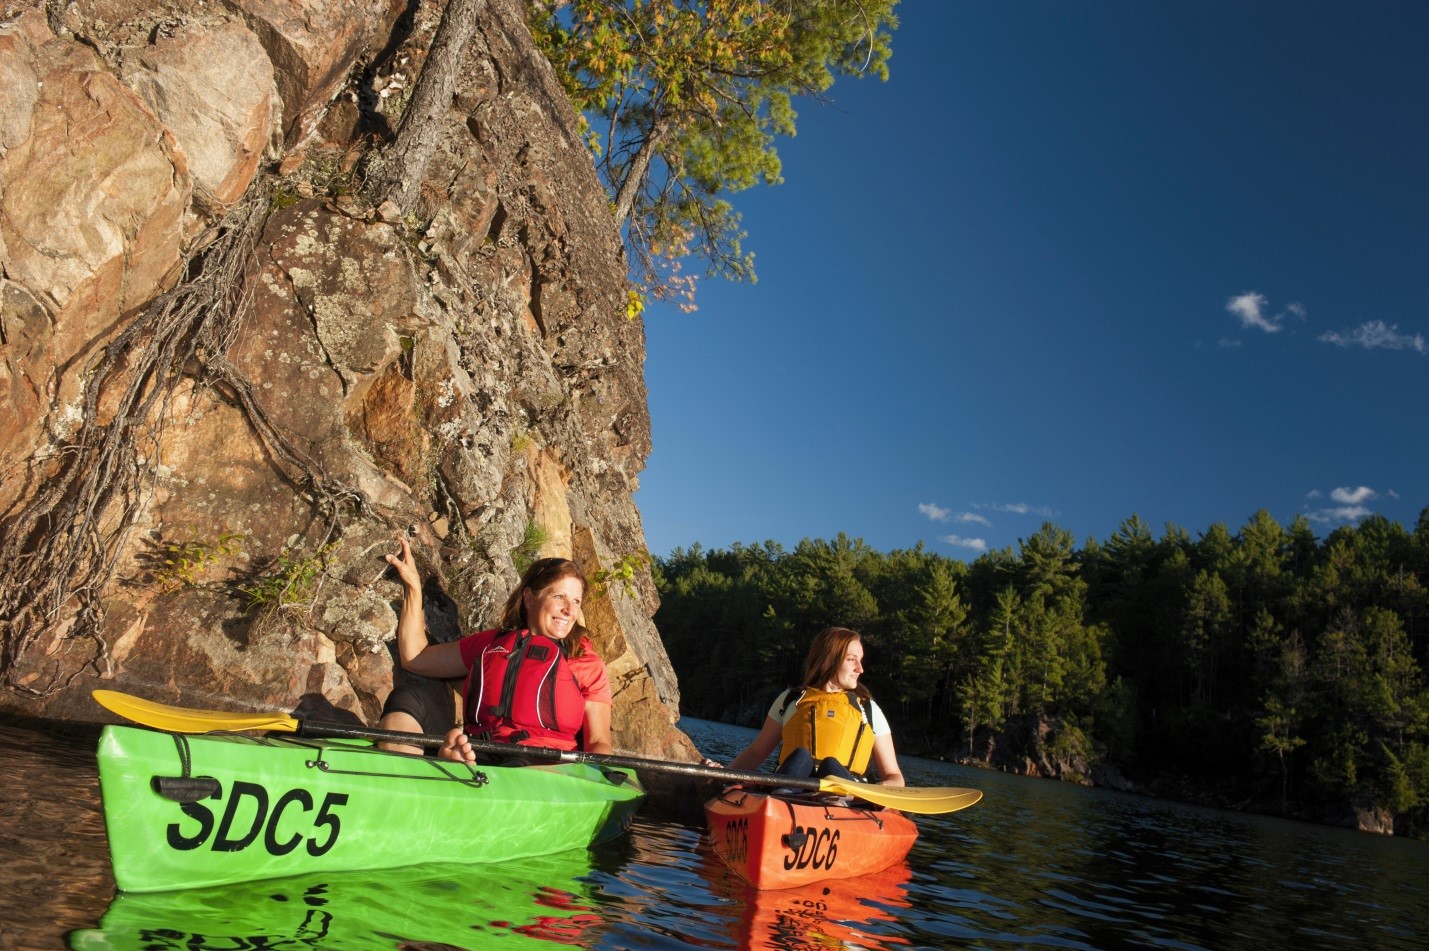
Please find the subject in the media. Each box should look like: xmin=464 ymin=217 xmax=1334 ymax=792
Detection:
xmin=1254 ymin=624 xmax=1307 ymax=811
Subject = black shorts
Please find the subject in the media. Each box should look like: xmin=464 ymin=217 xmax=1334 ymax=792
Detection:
xmin=380 ymin=680 xmax=458 ymax=738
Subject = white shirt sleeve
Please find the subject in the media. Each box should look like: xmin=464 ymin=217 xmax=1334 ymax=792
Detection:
xmin=868 ymin=697 xmax=892 ymax=737
xmin=768 ymin=688 xmax=796 ymax=726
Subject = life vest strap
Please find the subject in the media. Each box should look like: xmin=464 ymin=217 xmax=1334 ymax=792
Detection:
xmin=489 ymin=632 xmax=533 ymax=720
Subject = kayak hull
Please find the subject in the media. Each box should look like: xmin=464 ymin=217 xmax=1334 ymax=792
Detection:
xmin=704 ymin=786 xmax=917 ymax=889
xmin=96 ymin=724 xmax=643 ymax=893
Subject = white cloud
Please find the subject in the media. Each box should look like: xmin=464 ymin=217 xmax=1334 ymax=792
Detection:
xmin=1217 ymin=337 xmax=1243 ymax=349
xmin=1305 ymin=485 xmax=1383 ymax=525
xmin=1306 ymin=504 xmax=1372 ymax=525
xmin=1331 ymin=486 xmax=1376 ymax=505
xmin=941 ymin=534 xmax=987 ymax=552
xmin=1318 ymin=320 xmax=1427 ymax=354
xmin=978 ymin=502 xmax=1056 ymax=518
xmin=956 ymin=512 xmax=992 ymax=527
xmin=1305 ymin=489 xmax=1322 ymax=499
xmin=1226 ymin=292 xmax=1307 ymax=334
xmin=1226 ymin=292 xmax=1282 ymax=333
xmin=918 ymin=502 xmax=951 ymax=522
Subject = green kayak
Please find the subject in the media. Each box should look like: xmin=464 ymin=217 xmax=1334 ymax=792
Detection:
xmin=96 ymin=724 xmax=643 ymax=893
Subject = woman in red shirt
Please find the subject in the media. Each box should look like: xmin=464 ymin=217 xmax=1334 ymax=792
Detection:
xmin=377 ymin=536 xmax=612 ymax=762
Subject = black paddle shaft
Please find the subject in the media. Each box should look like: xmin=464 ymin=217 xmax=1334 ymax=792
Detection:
xmin=295 ymin=717 xmax=827 ymax=792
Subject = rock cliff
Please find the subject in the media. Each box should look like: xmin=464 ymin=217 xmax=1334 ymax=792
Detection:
xmin=0 ymin=0 xmax=697 ymax=762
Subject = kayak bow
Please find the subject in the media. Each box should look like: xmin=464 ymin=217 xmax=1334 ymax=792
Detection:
xmin=705 ymin=786 xmax=920 ymax=889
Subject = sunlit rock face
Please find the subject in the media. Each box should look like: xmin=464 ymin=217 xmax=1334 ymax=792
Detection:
xmin=0 ymin=0 xmax=692 ymax=762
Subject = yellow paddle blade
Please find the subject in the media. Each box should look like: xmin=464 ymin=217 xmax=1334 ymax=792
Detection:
xmin=93 ymin=690 xmax=301 ymax=735
xmin=817 ymin=777 xmax=983 ymax=815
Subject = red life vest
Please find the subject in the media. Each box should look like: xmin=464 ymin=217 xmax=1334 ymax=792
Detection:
xmin=461 ymin=629 xmax=587 ymax=749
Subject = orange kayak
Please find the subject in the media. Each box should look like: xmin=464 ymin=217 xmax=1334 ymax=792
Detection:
xmin=704 ymin=786 xmax=918 ymax=889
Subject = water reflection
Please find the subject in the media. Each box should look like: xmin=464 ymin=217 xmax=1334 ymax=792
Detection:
xmin=67 ymin=850 xmax=601 ymax=950
xmin=699 ymin=848 xmax=914 ymax=950
xmin=1 ymin=719 xmax=115 ymax=950
xmin=895 ymin=756 xmax=1429 ymax=950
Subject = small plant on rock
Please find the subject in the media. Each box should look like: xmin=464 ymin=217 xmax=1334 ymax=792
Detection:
xmin=593 ymin=551 xmax=649 ymax=600
xmin=239 ymin=542 xmax=338 ymax=613
xmin=510 ymin=521 xmax=549 ymax=575
xmin=151 ymin=533 xmax=246 ymax=589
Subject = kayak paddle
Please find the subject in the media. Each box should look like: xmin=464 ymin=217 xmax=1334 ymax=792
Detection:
xmin=93 ymin=689 xmax=983 ymax=815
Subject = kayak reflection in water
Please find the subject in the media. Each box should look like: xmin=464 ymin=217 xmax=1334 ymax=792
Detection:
xmin=711 ymin=626 xmax=906 ymax=787
xmin=376 ymin=536 xmax=614 ymax=762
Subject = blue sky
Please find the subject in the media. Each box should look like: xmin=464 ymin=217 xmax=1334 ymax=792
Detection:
xmin=633 ymin=1 xmax=1428 ymax=561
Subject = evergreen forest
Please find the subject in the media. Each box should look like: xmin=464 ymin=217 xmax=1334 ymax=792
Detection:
xmin=654 ymin=509 xmax=1429 ymax=834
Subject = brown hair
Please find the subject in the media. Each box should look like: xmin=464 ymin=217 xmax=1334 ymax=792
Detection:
xmin=566 ymin=622 xmax=592 ymax=658
xmin=800 ymin=626 xmax=871 ymax=700
xmin=499 ymin=557 xmax=587 ymax=632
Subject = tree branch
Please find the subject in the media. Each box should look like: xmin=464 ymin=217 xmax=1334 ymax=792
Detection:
xmin=373 ymin=0 xmax=487 ymax=214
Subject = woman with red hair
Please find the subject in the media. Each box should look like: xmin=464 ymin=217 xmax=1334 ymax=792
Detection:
xmin=723 ymin=626 xmax=905 ymax=787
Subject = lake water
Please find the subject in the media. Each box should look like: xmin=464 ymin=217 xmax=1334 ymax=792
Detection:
xmin=1 ymin=715 xmax=1426 ymax=950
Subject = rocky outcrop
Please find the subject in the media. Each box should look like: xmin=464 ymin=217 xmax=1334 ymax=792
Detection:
xmin=0 ymin=0 xmax=695 ymax=762
xmin=951 ymin=714 xmax=1138 ymax=792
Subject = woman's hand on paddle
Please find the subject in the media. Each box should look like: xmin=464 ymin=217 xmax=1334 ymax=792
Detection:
xmin=438 ymin=727 xmax=474 ymax=764
xmin=385 ymin=535 xmax=421 ymax=592
xmin=700 ymin=756 xmax=722 ymax=768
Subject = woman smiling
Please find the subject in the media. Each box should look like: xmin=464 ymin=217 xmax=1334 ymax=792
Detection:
xmin=377 ymin=537 xmax=612 ymax=762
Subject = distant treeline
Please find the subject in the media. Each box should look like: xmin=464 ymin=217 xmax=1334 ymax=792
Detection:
xmin=654 ymin=510 xmax=1429 ymax=827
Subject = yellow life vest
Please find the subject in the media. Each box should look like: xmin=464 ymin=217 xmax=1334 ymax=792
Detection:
xmin=777 ymin=687 xmax=875 ymax=776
